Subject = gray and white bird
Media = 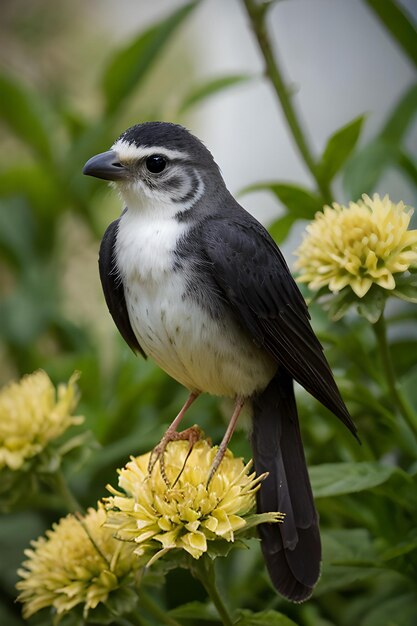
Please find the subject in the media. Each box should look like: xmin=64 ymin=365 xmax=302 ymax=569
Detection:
xmin=83 ymin=122 xmax=358 ymax=603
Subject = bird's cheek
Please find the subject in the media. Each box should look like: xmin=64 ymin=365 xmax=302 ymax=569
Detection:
xmin=118 ymin=179 xmax=152 ymax=208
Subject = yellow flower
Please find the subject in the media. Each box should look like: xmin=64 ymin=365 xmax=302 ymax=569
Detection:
xmin=106 ymin=439 xmax=278 ymax=562
xmin=294 ymin=194 xmax=417 ymax=298
xmin=0 ymin=371 xmax=83 ymax=471
xmin=17 ymin=504 xmax=138 ymax=620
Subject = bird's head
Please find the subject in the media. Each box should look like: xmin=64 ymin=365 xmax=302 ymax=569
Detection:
xmin=83 ymin=122 xmax=223 ymax=213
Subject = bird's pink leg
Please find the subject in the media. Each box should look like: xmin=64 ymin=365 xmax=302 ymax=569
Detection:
xmin=148 ymin=391 xmax=200 ymax=482
xmin=207 ymin=397 xmax=245 ymax=485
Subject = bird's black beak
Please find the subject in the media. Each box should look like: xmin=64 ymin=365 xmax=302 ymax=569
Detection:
xmin=83 ymin=150 xmax=128 ymax=181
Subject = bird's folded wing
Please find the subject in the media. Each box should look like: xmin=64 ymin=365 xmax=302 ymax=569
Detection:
xmin=201 ymin=214 xmax=356 ymax=435
xmin=99 ymin=217 xmax=146 ymax=357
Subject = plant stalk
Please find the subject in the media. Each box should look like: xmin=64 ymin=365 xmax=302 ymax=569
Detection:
xmin=139 ymin=592 xmax=182 ymax=626
xmin=192 ymin=558 xmax=234 ymax=626
xmin=50 ymin=468 xmax=83 ymax=514
xmin=121 ymin=616 xmax=147 ymax=626
xmin=241 ymin=0 xmax=332 ymax=204
xmin=373 ymin=313 xmax=417 ymax=440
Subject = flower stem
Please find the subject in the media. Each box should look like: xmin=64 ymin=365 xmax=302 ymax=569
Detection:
xmin=373 ymin=313 xmax=417 ymax=440
xmin=139 ymin=592 xmax=182 ymax=626
xmin=191 ymin=558 xmax=234 ymax=626
xmin=241 ymin=0 xmax=332 ymax=204
xmin=50 ymin=468 xmax=83 ymax=514
xmin=121 ymin=616 xmax=147 ymax=626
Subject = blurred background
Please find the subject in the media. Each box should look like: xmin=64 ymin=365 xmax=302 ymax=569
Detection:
xmin=1 ymin=1 xmax=417 ymax=625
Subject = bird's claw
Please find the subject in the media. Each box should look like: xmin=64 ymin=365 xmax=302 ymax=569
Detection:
xmin=148 ymin=425 xmax=202 ymax=488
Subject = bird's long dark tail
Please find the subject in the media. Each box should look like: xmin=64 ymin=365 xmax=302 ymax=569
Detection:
xmin=251 ymin=367 xmax=321 ymax=602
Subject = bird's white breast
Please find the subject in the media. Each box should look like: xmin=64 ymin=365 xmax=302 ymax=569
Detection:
xmin=115 ymin=209 xmax=276 ymax=398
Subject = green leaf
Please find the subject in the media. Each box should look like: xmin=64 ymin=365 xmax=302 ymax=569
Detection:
xmin=0 ymin=259 xmax=58 ymax=345
xmin=365 ymin=0 xmax=417 ymax=69
xmin=319 ymin=287 xmax=358 ymax=321
xmin=240 ymin=182 xmax=323 ymax=219
xmin=362 ymin=593 xmax=417 ymax=626
xmin=268 ymin=213 xmax=297 ymax=244
xmin=380 ymin=528 xmax=417 ymax=561
xmin=0 ymin=197 xmax=35 ymax=266
xmin=316 ymin=529 xmax=378 ymax=596
xmin=206 ymin=537 xmax=248 ymax=559
xmin=318 ymin=115 xmax=365 ymax=183
xmin=310 ymin=462 xmax=396 ymax=498
xmin=356 ymin=286 xmax=386 ymax=323
xmin=322 ymin=528 xmax=376 ymax=564
xmin=169 ymin=601 xmax=218 ymax=621
xmin=343 ymin=138 xmax=393 ymax=199
xmin=102 ymin=585 xmax=140 ymax=620
xmin=101 ymin=2 xmax=198 ymax=114
xmin=235 ymin=609 xmax=298 ymax=626
xmin=343 ymin=84 xmax=417 ymax=196
xmin=392 ymin=273 xmax=417 ymax=304
xmin=179 ymin=74 xmax=252 ymax=114
xmin=0 ymin=165 xmax=61 ymax=223
xmin=0 ymin=73 xmax=51 ymax=160
xmin=396 ymin=149 xmax=417 ymax=190
xmin=381 ymin=83 xmax=417 ymax=144
xmin=374 ymin=469 xmax=417 ymax=511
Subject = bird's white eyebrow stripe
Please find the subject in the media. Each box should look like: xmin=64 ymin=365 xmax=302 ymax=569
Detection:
xmin=112 ymin=139 xmax=190 ymax=162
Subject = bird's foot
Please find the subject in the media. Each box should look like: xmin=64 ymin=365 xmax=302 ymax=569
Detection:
xmin=148 ymin=425 xmax=202 ymax=488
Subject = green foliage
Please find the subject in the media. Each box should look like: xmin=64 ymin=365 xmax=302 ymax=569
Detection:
xmin=235 ymin=610 xmax=298 ymax=625
xmin=310 ymin=462 xmax=399 ymax=498
xmin=241 ymin=182 xmax=323 ymax=219
xmin=179 ymin=74 xmax=252 ymax=114
xmin=102 ymin=2 xmax=198 ymax=115
xmin=0 ymin=74 xmax=52 ymax=161
xmin=344 ymin=83 xmax=417 ymax=198
xmin=364 ymin=0 xmax=417 ymax=69
xmin=392 ymin=272 xmax=417 ymax=304
xmin=0 ymin=1 xmax=417 ymax=626
xmin=317 ymin=116 xmax=365 ymax=185
xmin=240 ymin=183 xmax=323 ymax=243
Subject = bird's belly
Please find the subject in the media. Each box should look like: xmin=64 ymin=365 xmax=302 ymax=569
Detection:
xmin=125 ymin=275 xmax=276 ymax=398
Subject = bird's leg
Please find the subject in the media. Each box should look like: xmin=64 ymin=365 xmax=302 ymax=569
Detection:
xmin=148 ymin=392 xmax=200 ymax=482
xmin=207 ymin=397 xmax=245 ymax=486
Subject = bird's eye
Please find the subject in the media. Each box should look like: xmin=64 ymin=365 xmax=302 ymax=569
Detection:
xmin=145 ymin=155 xmax=167 ymax=173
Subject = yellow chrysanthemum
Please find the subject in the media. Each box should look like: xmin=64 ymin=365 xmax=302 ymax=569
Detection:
xmin=106 ymin=439 xmax=279 ymax=562
xmin=0 ymin=371 xmax=83 ymax=470
xmin=17 ymin=504 xmax=138 ymax=620
xmin=294 ymin=194 xmax=417 ymax=298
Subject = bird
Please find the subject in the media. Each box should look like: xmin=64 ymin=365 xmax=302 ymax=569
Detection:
xmin=83 ymin=121 xmax=358 ymax=603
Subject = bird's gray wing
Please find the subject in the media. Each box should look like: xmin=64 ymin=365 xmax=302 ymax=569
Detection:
xmin=201 ymin=213 xmax=356 ymax=436
xmin=99 ymin=217 xmax=146 ymax=357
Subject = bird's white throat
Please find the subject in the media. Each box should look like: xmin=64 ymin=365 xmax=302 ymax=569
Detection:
xmin=115 ymin=203 xmax=189 ymax=283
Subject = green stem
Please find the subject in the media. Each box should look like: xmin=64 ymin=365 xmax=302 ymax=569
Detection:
xmin=50 ymin=468 xmax=83 ymax=513
xmin=373 ymin=313 xmax=417 ymax=440
xmin=241 ymin=0 xmax=332 ymax=204
xmin=192 ymin=558 xmax=234 ymax=626
xmin=120 ymin=617 xmax=147 ymax=626
xmin=139 ymin=592 xmax=182 ymax=626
